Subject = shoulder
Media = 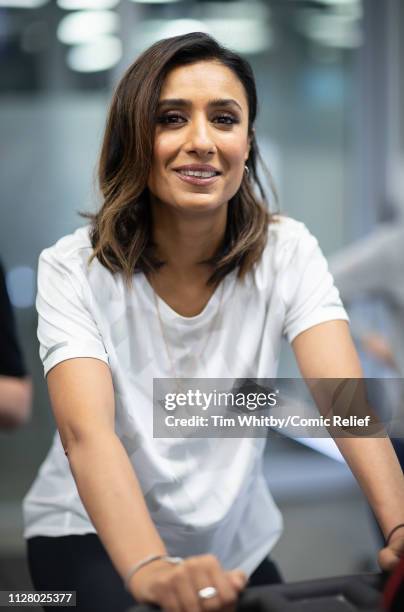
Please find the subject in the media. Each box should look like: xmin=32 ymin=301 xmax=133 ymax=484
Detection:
xmin=251 ymin=215 xmax=326 ymax=293
xmin=38 ymin=225 xmax=93 ymax=278
xmin=264 ymin=215 xmax=318 ymax=268
xmin=267 ymin=215 xmax=312 ymax=244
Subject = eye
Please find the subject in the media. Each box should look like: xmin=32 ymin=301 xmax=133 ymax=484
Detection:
xmin=156 ymin=113 xmax=185 ymax=125
xmin=213 ymin=114 xmax=239 ymax=125
xmin=156 ymin=113 xmax=240 ymax=126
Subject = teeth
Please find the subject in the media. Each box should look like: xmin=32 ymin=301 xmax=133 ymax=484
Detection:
xmin=178 ymin=170 xmax=217 ymax=178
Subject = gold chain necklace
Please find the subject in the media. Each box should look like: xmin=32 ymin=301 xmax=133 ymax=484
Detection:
xmin=153 ymin=280 xmax=225 ymax=389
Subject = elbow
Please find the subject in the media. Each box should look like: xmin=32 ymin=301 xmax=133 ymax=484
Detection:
xmin=60 ymin=424 xmax=116 ymax=461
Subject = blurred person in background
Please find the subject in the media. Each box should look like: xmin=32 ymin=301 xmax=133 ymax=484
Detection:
xmin=330 ymin=217 xmax=404 ymax=378
xmin=22 ymin=33 xmax=404 ymax=612
xmin=0 ymin=260 xmax=31 ymax=430
xmin=330 ymin=173 xmax=404 ymax=444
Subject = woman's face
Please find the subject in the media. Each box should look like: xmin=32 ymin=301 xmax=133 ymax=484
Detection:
xmin=147 ymin=60 xmax=251 ymax=214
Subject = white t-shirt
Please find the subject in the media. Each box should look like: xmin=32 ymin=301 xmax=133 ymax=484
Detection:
xmin=23 ymin=216 xmax=348 ymax=576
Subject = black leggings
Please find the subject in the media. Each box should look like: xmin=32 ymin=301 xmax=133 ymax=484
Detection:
xmin=27 ymin=534 xmax=282 ymax=612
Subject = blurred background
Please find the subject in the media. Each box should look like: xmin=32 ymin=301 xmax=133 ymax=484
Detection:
xmin=1 ymin=0 xmax=404 ymax=593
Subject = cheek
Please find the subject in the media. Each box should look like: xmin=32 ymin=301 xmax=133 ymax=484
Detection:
xmin=149 ymin=140 xmax=171 ymax=188
xmin=152 ymin=142 xmax=165 ymax=169
xmin=153 ymin=134 xmax=178 ymax=165
xmin=223 ymin=137 xmax=249 ymax=165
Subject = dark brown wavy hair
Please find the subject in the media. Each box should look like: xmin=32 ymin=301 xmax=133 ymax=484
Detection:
xmin=85 ymin=32 xmax=278 ymax=286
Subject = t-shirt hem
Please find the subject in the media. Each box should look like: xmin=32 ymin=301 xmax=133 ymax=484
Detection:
xmin=239 ymin=527 xmax=283 ymax=577
xmin=24 ymin=525 xmax=97 ymax=540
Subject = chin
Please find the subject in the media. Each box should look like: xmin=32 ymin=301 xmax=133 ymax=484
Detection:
xmin=175 ymin=197 xmax=225 ymax=211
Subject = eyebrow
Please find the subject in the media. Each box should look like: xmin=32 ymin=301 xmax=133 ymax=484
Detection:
xmin=157 ymin=98 xmax=243 ymax=112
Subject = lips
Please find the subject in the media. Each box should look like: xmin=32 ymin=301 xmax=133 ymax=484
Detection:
xmin=173 ymin=164 xmax=222 ymax=175
xmin=177 ymin=169 xmax=218 ymax=178
xmin=171 ymin=164 xmax=222 ymax=187
xmin=174 ymin=170 xmax=220 ymax=186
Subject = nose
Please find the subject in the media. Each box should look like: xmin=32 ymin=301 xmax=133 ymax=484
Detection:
xmin=184 ymin=116 xmax=216 ymax=156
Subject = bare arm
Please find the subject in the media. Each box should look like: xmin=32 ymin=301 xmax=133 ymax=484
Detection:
xmin=48 ymin=357 xmax=245 ymax=610
xmin=47 ymin=358 xmax=167 ymax=583
xmin=292 ymin=320 xmax=404 ymax=570
xmin=0 ymin=375 xmax=32 ymax=429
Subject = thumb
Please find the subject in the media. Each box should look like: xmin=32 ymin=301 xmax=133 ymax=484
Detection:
xmin=227 ymin=569 xmax=248 ymax=591
xmin=378 ymin=546 xmax=401 ymax=572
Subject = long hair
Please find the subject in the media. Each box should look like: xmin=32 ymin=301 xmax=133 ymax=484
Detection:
xmin=85 ymin=32 xmax=277 ymax=286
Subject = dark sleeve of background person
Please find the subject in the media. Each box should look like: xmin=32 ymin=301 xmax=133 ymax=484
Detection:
xmin=0 ymin=260 xmax=27 ymax=378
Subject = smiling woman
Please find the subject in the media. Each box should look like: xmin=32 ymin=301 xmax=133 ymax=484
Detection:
xmin=149 ymin=62 xmax=250 ymax=210
xmin=23 ymin=31 xmax=404 ymax=612
xmin=85 ymin=33 xmax=275 ymax=292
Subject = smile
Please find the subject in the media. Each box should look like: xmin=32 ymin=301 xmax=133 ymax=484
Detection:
xmin=174 ymin=170 xmax=220 ymax=186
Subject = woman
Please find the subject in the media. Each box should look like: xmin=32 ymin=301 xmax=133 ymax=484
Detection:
xmin=24 ymin=32 xmax=404 ymax=612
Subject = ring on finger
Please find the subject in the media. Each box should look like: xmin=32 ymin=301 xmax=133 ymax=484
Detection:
xmin=197 ymin=586 xmax=218 ymax=600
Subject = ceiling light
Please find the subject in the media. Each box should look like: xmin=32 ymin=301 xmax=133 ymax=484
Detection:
xmin=132 ymin=18 xmax=208 ymax=51
xmin=66 ymin=35 xmax=122 ymax=71
xmin=298 ymin=11 xmax=362 ymax=49
xmin=129 ymin=0 xmax=182 ymax=4
xmin=132 ymin=17 xmax=271 ymax=55
xmin=57 ymin=0 xmax=120 ymax=9
xmin=316 ymin=0 xmax=362 ymax=19
xmin=0 ymin=0 xmax=49 ymax=7
xmin=57 ymin=10 xmax=119 ymax=45
xmin=201 ymin=1 xmax=269 ymax=22
xmin=205 ymin=18 xmax=271 ymax=55
xmin=320 ymin=0 xmax=360 ymax=5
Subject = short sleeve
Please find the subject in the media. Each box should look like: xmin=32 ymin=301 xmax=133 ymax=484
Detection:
xmin=36 ymin=248 xmax=109 ymax=377
xmin=281 ymin=224 xmax=349 ymax=344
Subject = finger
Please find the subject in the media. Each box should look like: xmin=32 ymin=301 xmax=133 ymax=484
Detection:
xmin=206 ymin=563 xmax=238 ymax=610
xmin=226 ymin=569 xmax=248 ymax=592
xmin=188 ymin=562 xmax=221 ymax=611
xmin=195 ymin=572 xmax=220 ymax=610
xmin=193 ymin=555 xmax=240 ymax=611
xmin=171 ymin=567 xmax=202 ymax=612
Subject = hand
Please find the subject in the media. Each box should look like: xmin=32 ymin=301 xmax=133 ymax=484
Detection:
xmin=129 ymin=553 xmax=247 ymax=612
xmin=378 ymin=534 xmax=404 ymax=572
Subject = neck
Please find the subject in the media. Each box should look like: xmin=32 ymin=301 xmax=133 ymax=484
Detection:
xmin=149 ymin=196 xmax=228 ymax=281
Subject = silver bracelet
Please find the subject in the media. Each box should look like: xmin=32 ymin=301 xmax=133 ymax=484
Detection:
xmin=124 ymin=554 xmax=184 ymax=591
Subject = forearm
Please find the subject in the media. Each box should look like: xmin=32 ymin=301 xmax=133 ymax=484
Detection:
xmin=0 ymin=376 xmax=31 ymax=428
xmin=67 ymin=431 xmax=167 ymax=585
xmin=334 ymin=436 xmax=404 ymax=538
